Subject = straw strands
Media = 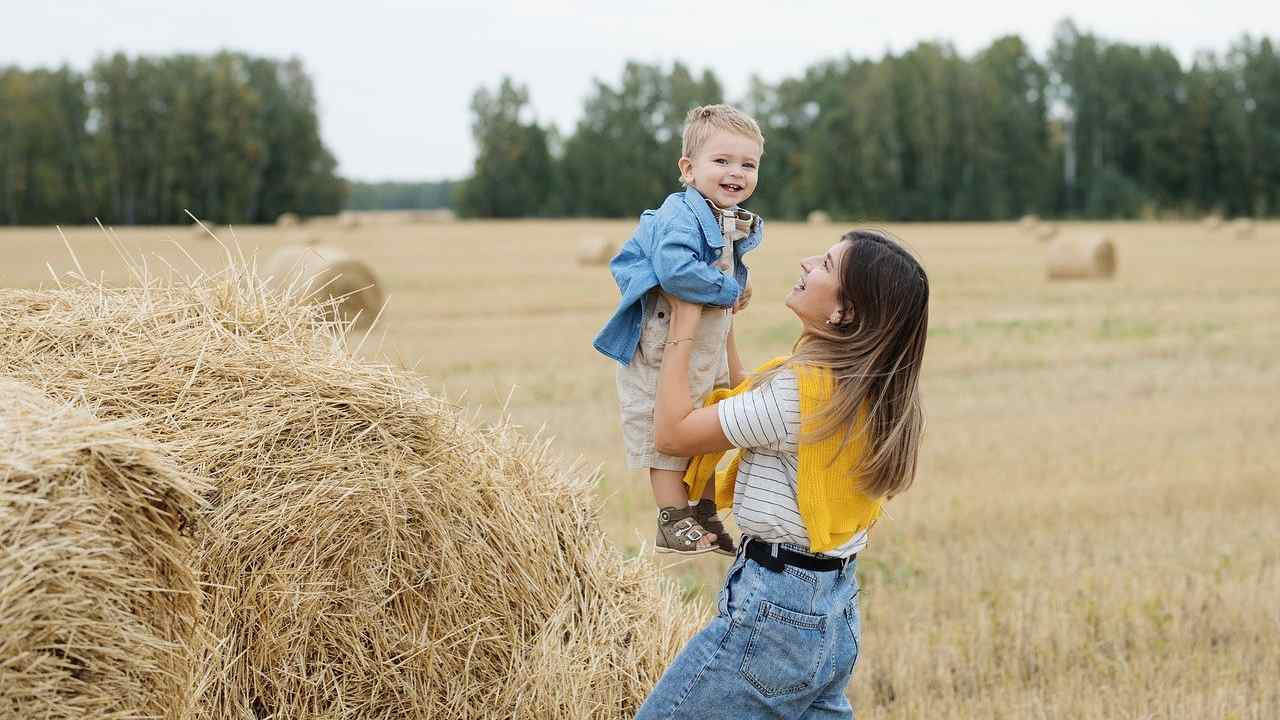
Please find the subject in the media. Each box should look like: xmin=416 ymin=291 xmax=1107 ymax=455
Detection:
xmin=189 ymin=220 xmax=217 ymax=240
xmin=1046 ymin=235 xmax=1118 ymax=280
xmin=0 ymin=380 xmax=205 ymax=719
xmin=264 ymin=244 xmax=384 ymax=330
xmin=0 ymin=259 xmax=703 ymax=719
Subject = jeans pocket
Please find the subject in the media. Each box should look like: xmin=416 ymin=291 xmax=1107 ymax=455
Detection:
xmin=739 ymin=600 xmax=828 ymax=697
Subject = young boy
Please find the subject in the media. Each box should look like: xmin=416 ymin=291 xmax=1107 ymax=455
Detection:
xmin=592 ymin=104 xmax=764 ymax=556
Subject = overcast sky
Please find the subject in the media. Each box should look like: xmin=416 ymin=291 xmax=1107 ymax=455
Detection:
xmin=4 ymin=1 xmax=1277 ymax=182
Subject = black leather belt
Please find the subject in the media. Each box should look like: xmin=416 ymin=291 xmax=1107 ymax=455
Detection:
xmin=745 ymin=537 xmax=853 ymax=573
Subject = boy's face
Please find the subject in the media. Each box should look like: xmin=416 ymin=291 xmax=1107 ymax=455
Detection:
xmin=678 ymin=130 xmax=762 ymax=209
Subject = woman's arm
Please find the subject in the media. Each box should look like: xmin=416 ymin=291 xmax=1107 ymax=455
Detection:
xmin=653 ymin=296 xmax=735 ymax=458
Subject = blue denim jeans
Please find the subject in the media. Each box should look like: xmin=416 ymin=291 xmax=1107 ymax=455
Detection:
xmin=637 ymin=538 xmax=862 ymax=719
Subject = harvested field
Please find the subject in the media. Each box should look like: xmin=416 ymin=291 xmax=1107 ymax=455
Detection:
xmin=1 ymin=218 xmax=1278 ymax=718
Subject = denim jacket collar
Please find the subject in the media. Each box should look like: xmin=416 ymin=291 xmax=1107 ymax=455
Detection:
xmin=682 ymin=186 xmax=728 ymax=248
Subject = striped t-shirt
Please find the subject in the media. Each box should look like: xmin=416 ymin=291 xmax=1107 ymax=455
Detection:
xmin=716 ymin=370 xmax=868 ymax=558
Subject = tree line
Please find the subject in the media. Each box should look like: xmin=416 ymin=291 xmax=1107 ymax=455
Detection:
xmin=347 ymin=180 xmax=456 ymax=211
xmin=0 ymin=52 xmax=345 ymax=226
xmin=458 ymin=21 xmax=1280 ymax=221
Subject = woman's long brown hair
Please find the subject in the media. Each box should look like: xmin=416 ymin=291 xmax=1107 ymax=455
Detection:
xmin=761 ymin=228 xmax=930 ymax=499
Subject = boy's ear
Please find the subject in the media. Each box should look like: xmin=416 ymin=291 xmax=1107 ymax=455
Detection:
xmin=677 ymin=156 xmax=693 ymax=183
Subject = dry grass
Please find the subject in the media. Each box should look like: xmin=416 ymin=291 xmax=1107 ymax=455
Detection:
xmin=0 ymin=379 xmax=205 ymax=719
xmin=1 ymin=218 xmax=1277 ymax=718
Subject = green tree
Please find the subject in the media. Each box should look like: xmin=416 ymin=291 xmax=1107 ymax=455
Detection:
xmin=1238 ymin=37 xmax=1280 ymax=215
xmin=0 ymin=66 xmax=92 ymax=225
xmin=0 ymin=52 xmax=344 ymax=225
xmin=456 ymin=77 xmax=553 ymax=218
xmin=975 ymin=36 xmax=1052 ymax=218
xmin=557 ymin=62 xmax=723 ymax=217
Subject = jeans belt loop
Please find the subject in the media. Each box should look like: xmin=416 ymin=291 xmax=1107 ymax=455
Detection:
xmin=762 ymin=541 xmax=784 ymax=573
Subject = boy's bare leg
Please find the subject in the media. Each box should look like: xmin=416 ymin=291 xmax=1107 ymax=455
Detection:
xmin=650 ymin=468 xmax=716 ymax=548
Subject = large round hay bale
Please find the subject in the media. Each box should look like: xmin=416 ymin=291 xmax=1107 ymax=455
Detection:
xmin=275 ymin=212 xmax=301 ymax=227
xmin=0 ymin=266 xmax=703 ymax=719
xmin=807 ymin=209 xmax=831 ymax=225
xmin=576 ymin=236 xmax=615 ymax=266
xmin=1202 ymin=214 xmax=1224 ymax=232
xmin=1046 ymin=235 xmax=1117 ymax=280
xmin=264 ymin=244 xmax=384 ymax=329
xmin=337 ymin=210 xmax=361 ymax=229
xmin=1019 ymin=214 xmax=1040 ymax=233
xmin=0 ymin=380 xmax=205 ymax=718
xmin=1232 ymin=218 xmax=1255 ymax=239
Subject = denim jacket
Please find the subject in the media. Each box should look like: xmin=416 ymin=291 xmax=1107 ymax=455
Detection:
xmin=592 ymin=186 xmax=763 ymax=365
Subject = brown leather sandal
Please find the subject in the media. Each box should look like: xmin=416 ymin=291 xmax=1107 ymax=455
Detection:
xmin=655 ymin=506 xmax=718 ymax=555
xmin=692 ymin=499 xmax=737 ymax=557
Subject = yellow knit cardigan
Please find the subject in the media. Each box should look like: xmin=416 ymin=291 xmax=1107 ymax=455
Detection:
xmin=682 ymin=356 xmax=882 ymax=553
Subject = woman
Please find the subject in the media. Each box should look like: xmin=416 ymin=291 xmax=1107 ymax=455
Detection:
xmin=636 ymin=229 xmax=930 ymax=719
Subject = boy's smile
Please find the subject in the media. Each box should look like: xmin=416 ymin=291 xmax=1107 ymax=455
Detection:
xmin=678 ymin=130 xmax=762 ymax=209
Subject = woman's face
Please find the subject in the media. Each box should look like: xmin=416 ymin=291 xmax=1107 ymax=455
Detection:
xmin=785 ymin=239 xmax=849 ymax=331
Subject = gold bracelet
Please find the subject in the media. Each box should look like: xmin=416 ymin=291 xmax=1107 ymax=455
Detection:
xmin=663 ymin=336 xmax=695 ymax=347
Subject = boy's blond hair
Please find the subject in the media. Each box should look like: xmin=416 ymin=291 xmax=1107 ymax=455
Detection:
xmin=681 ymin=104 xmax=764 ymax=160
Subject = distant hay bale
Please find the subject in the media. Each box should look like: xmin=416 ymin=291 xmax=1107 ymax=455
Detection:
xmin=1202 ymin=214 xmax=1224 ymax=232
xmin=1046 ymin=235 xmax=1118 ymax=281
xmin=0 ymin=265 xmax=704 ymax=718
xmin=1232 ymin=218 xmax=1255 ymax=239
xmin=1019 ymin=214 xmax=1040 ymax=233
xmin=264 ymin=244 xmax=384 ymax=329
xmin=807 ymin=210 xmax=831 ymax=225
xmin=275 ymin=212 xmax=301 ymax=227
xmin=576 ymin=236 xmax=616 ymax=266
xmin=337 ymin=210 xmax=361 ymax=229
xmin=0 ymin=380 xmax=205 ymax=719
xmin=1034 ymin=223 xmax=1060 ymax=242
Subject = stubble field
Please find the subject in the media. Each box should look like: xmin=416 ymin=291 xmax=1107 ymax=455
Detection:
xmin=2 ymin=218 xmax=1277 ymax=718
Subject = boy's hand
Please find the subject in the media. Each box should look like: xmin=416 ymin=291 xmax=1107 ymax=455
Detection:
xmin=732 ymin=278 xmax=752 ymax=314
